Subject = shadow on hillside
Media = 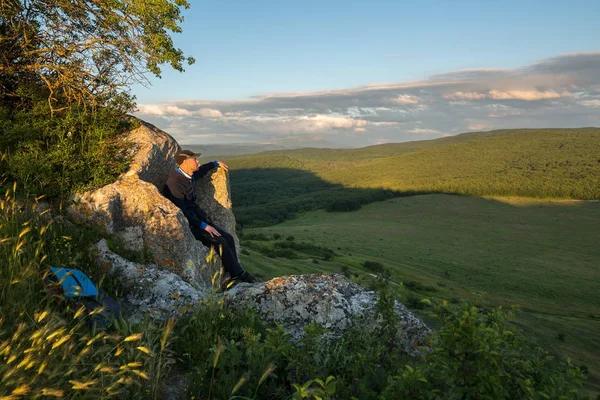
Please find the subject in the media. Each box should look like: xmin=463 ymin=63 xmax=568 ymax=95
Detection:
xmin=229 ymin=167 xmax=438 ymax=227
xmin=229 ymin=167 xmax=600 ymax=228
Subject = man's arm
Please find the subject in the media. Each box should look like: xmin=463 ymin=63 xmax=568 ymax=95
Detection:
xmin=171 ymin=195 xmax=221 ymax=237
xmin=192 ymin=160 xmax=229 ymax=179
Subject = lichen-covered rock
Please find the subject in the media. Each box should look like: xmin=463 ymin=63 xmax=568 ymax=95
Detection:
xmin=70 ymin=173 xmax=211 ymax=283
xmin=67 ymin=120 xmax=237 ymax=284
xmin=123 ymin=120 xmax=180 ymax=189
xmin=195 ymin=167 xmax=239 ymax=251
xmin=96 ymin=239 xmax=208 ymax=319
xmin=116 ymin=226 xmax=144 ymax=253
xmin=224 ymin=274 xmax=430 ymax=352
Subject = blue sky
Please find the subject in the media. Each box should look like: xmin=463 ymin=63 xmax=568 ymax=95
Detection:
xmin=134 ymin=0 xmax=600 ymax=145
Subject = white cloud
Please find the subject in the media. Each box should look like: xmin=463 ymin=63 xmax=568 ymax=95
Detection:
xmin=137 ymin=104 xmax=193 ymax=116
xmin=136 ymin=104 xmax=223 ymax=118
xmin=390 ymin=94 xmax=420 ymax=105
xmin=198 ymin=108 xmax=224 ymax=118
xmin=134 ymin=52 xmax=600 ymax=145
xmin=488 ymin=89 xmax=568 ymax=101
xmin=467 ymin=123 xmax=488 ymax=131
xmin=295 ymin=114 xmax=367 ymax=131
xmin=445 ymin=89 xmax=570 ymax=101
xmin=444 ymin=91 xmax=488 ymax=100
xmin=579 ymin=99 xmax=600 ymax=107
xmin=371 ymin=122 xmax=400 ymax=127
xmin=408 ymin=128 xmax=442 ymax=134
xmin=347 ymin=106 xmax=378 ymax=117
xmin=486 ymin=104 xmax=522 ymax=118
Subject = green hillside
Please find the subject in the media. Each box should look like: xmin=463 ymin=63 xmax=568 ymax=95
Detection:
xmin=240 ymin=194 xmax=600 ymax=395
xmin=226 ymin=128 xmax=600 ymax=227
xmin=241 ymin=128 xmax=538 ymax=162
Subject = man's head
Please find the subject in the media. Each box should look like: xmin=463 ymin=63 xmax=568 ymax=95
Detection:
xmin=176 ymin=150 xmax=201 ymax=175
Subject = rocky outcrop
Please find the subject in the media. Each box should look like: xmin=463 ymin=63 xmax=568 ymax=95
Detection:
xmin=69 ymin=171 xmax=211 ymax=283
xmin=123 ymin=120 xmax=180 ymax=189
xmin=196 ymin=168 xmax=239 ymax=251
xmin=96 ymin=239 xmax=208 ymax=319
xmin=67 ymin=120 xmax=233 ymax=283
xmin=64 ymin=119 xmax=429 ymax=354
xmin=224 ymin=274 xmax=430 ymax=352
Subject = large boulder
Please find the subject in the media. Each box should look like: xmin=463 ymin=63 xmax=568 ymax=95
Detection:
xmin=96 ymin=239 xmax=208 ymax=319
xmin=196 ymin=167 xmax=239 ymax=251
xmin=68 ymin=120 xmax=236 ymax=284
xmin=123 ymin=120 xmax=179 ymax=189
xmin=70 ymin=172 xmax=211 ymax=283
xmin=224 ymin=274 xmax=430 ymax=352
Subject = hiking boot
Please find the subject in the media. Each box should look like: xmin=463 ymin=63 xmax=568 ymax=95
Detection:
xmin=218 ymin=277 xmax=238 ymax=292
xmin=234 ymin=270 xmax=257 ymax=284
xmin=218 ymin=271 xmax=258 ymax=292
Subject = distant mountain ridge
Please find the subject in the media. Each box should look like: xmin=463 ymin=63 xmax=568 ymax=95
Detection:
xmin=182 ymin=135 xmax=349 ymax=157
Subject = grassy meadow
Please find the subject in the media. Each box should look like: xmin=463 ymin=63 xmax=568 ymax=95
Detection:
xmin=239 ymin=194 xmax=600 ymax=394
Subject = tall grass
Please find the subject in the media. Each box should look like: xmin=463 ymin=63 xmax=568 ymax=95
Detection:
xmin=0 ymin=184 xmax=175 ymax=399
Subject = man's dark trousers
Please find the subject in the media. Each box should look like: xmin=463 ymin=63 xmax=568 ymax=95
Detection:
xmin=190 ymin=224 xmax=243 ymax=277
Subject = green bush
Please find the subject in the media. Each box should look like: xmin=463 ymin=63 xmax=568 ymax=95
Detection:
xmin=363 ymin=260 xmax=387 ymax=274
xmin=381 ymin=301 xmax=585 ymax=399
xmin=242 ymin=232 xmax=272 ymax=241
xmin=274 ymin=241 xmax=336 ymax=260
xmin=0 ymin=190 xmax=587 ymax=399
xmin=326 ymin=199 xmax=361 ymax=212
xmin=0 ymin=96 xmax=132 ymax=198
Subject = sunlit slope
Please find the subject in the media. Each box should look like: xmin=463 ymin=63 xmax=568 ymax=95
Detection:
xmin=238 ymin=128 xmax=546 ymax=162
xmin=228 ymin=128 xmax=600 ymax=200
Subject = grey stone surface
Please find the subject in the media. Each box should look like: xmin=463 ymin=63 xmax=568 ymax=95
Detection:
xmin=96 ymin=239 xmax=208 ymax=319
xmin=69 ymin=173 xmax=211 ymax=283
xmin=122 ymin=120 xmax=180 ymax=190
xmin=195 ymin=167 xmax=240 ymax=251
xmin=67 ymin=121 xmax=232 ymax=283
xmin=224 ymin=274 xmax=430 ymax=352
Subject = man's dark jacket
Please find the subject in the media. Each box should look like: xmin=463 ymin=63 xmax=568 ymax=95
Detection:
xmin=163 ymin=162 xmax=218 ymax=230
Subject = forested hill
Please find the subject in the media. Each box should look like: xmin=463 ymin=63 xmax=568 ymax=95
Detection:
xmin=224 ymin=128 xmax=600 ymax=227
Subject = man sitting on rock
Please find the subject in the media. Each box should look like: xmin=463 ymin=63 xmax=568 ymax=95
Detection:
xmin=163 ymin=149 xmax=256 ymax=288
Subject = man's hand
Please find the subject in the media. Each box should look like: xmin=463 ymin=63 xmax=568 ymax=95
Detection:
xmin=205 ymin=225 xmax=221 ymax=238
xmin=216 ymin=160 xmax=229 ymax=171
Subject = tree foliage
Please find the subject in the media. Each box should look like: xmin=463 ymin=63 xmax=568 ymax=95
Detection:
xmin=0 ymin=0 xmax=194 ymax=111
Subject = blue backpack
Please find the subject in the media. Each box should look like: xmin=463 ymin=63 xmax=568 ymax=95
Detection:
xmin=41 ymin=267 xmax=121 ymax=329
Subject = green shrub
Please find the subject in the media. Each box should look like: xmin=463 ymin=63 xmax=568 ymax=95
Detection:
xmin=403 ymin=280 xmax=438 ymax=293
xmin=326 ymin=199 xmax=361 ymax=212
xmin=381 ymin=301 xmax=586 ymax=399
xmin=274 ymin=241 xmax=336 ymax=260
xmin=363 ymin=260 xmax=386 ymax=274
xmin=0 ymin=99 xmax=132 ymax=198
xmin=404 ymin=294 xmax=426 ymax=309
xmin=242 ymin=232 xmax=271 ymax=241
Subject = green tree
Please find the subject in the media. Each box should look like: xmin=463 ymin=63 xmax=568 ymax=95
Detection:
xmin=0 ymin=0 xmax=195 ymax=112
